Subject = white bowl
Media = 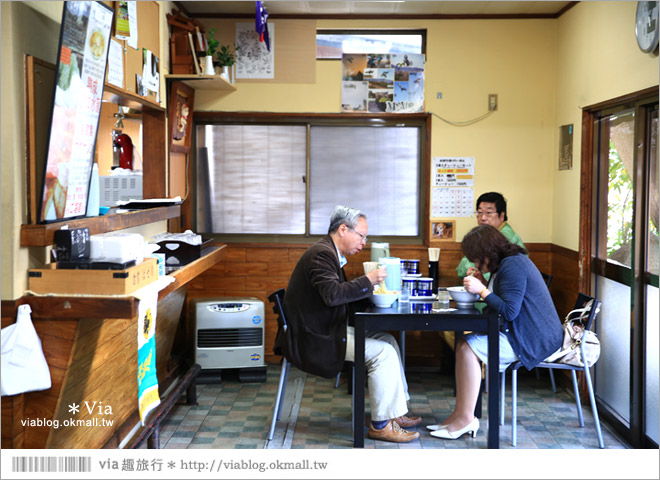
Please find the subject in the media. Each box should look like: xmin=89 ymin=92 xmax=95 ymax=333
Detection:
xmin=370 ymin=292 xmax=399 ymax=308
xmin=447 ymin=286 xmax=480 ymax=307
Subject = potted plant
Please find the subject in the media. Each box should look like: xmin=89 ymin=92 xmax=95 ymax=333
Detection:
xmin=215 ymin=44 xmax=238 ymax=80
xmin=203 ymin=29 xmax=219 ymax=75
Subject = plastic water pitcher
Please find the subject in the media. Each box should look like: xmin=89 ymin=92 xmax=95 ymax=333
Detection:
xmin=370 ymin=242 xmax=390 ymax=263
xmin=379 ymin=257 xmax=402 ymax=292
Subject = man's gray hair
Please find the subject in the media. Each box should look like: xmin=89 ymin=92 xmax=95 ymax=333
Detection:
xmin=328 ymin=205 xmax=366 ymax=234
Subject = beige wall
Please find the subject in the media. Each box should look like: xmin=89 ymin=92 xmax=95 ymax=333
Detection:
xmin=0 ymin=1 xmax=175 ymax=300
xmin=193 ymin=3 xmax=657 ymax=252
xmin=553 ymin=1 xmax=659 ymax=250
xmin=194 ymin=17 xmax=559 ymax=245
xmin=195 ymin=20 xmax=557 ymax=242
xmin=2 ymin=1 xmax=658 ymax=300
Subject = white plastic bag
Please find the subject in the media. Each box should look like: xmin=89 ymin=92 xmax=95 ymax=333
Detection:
xmin=1 ymin=304 xmax=52 ymax=396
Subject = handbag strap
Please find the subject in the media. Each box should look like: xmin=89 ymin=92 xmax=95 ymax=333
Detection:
xmin=563 ymin=299 xmax=594 ymax=326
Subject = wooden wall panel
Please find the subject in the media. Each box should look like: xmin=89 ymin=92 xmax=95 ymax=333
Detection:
xmin=187 ymin=241 xmax=557 ymax=365
xmin=551 ymin=244 xmax=580 ymax=317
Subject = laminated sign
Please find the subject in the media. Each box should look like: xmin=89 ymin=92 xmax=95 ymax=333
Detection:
xmin=137 ymin=292 xmax=160 ymax=425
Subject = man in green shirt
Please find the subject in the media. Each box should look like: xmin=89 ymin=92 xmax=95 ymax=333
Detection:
xmin=456 ymin=192 xmax=526 ymax=283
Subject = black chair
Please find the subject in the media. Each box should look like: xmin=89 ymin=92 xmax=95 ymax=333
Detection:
xmin=267 ymin=288 xmax=291 ymax=441
xmin=508 ymin=293 xmax=605 ymax=448
xmin=267 ymin=288 xmax=354 ymax=441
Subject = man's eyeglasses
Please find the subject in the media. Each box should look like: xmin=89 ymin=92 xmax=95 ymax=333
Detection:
xmin=349 ymin=228 xmax=368 ymax=243
xmin=475 ymin=210 xmax=498 ymax=217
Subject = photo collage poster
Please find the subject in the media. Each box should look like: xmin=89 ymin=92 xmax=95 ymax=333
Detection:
xmin=341 ymin=53 xmax=424 ymax=113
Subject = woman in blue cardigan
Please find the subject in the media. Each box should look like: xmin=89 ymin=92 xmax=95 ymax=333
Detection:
xmin=428 ymin=225 xmax=563 ymax=440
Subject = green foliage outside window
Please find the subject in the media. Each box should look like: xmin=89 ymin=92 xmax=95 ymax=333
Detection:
xmin=607 ymin=140 xmax=634 ymax=262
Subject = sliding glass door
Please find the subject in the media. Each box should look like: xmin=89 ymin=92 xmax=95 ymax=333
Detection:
xmin=588 ymin=92 xmax=658 ymax=448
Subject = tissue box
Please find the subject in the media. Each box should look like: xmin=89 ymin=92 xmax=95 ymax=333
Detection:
xmin=154 ymin=238 xmax=212 ymax=267
xmin=89 ymin=232 xmax=144 ymax=263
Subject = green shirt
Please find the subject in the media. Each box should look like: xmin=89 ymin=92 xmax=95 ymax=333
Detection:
xmin=456 ymin=222 xmax=526 ymax=280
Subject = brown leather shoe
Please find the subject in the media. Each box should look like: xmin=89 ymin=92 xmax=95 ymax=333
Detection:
xmin=368 ymin=420 xmax=420 ymax=443
xmin=392 ymin=415 xmax=422 ymax=428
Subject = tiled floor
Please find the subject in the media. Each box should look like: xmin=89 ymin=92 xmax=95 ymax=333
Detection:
xmin=154 ymin=365 xmax=630 ymax=450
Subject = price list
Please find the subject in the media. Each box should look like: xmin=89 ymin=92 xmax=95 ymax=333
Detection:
xmin=430 ymin=157 xmax=475 ymax=217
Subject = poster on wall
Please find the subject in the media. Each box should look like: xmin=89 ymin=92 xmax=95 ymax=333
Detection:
xmin=341 ymin=53 xmax=424 ymax=113
xmin=430 ymin=157 xmax=475 ymax=217
xmin=38 ymin=1 xmax=114 ymax=222
xmin=236 ymin=22 xmax=275 ymax=79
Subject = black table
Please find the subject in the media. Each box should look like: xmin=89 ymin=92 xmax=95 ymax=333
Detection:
xmin=353 ymin=300 xmax=501 ymax=448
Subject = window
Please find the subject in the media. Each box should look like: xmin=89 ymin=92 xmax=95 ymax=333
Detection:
xmin=195 ymin=115 xmax=428 ymax=241
xmin=317 ymin=30 xmax=425 ymax=59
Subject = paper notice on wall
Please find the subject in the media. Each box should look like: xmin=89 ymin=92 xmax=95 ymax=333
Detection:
xmin=119 ymin=1 xmax=138 ymax=49
xmin=236 ymin=22 xmax=275 ymax=79
xmin=432 ymin=157 xmax=475 ymax=187
xmin=107 ymin=39 xmax=124 ymax=88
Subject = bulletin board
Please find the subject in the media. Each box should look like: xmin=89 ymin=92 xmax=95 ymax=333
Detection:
xmin=124 ymin=1 xmax=160 ymax=99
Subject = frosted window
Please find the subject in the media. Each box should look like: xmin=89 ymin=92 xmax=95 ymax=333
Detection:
xmin=309 ymin=126 xmax=420 ymax=236
xmin=196 ymin=125 xmax=307 ymax=234
xmin=595 ymin=276 xmax=631 ymax=422
xmin=645 ymin=285 xmax=659 ymax=444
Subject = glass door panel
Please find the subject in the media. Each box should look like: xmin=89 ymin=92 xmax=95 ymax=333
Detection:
xmin=606 ymin=111 xmax=635 ymax=268
xmin=645 ymin=284 xmax=659 ymax=444
xmin=595 ymin=276 xmax=631 ymax=421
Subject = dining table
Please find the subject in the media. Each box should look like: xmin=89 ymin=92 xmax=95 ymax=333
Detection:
xmin=352 ymin=299 xmax=501 ymax=448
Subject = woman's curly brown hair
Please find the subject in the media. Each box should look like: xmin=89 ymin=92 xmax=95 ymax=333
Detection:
xmin=461 ymin=225 xmax=527 ymax=273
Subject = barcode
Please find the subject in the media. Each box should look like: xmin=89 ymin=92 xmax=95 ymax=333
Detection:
xmin=12 ymin=456 xmax=91 ymax=473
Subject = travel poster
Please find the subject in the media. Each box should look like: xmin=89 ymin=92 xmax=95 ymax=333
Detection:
xmin=341 ymin=53 xmax=424 ymax=113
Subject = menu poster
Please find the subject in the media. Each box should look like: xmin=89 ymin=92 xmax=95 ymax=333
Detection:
xmin=38 ymin=1 xmax=114 ymax=223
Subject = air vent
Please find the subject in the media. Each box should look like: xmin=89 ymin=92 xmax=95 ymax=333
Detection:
xmin=197 ymin=328 xmax=262 ymax=348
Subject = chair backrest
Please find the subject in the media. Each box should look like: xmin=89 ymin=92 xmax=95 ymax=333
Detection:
xmin=571 ymin=293 xmax=602 ymax=331
xmin=268 ymin=288 xmax=288 ymax=356
xmin=267 ymin=288 xmax=287 ymax=331
xmin=541 ymin=272 xmax=552 ymax=289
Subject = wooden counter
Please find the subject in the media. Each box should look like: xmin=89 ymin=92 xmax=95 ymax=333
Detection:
xmin=1 ymin=245 xmax=225 ymax=449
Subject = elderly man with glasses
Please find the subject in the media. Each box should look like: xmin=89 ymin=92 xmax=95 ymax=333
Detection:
xmin=283 ymin=205 xmax=422 ymax=443
xmin=456 ymin=192 xmax=526 ymax=284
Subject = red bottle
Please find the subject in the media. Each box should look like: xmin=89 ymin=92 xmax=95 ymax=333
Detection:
xmin=114 ymin=133 xmax=134 ymax=170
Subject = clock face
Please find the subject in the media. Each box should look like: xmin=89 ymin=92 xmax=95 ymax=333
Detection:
xmin=636 ymin=1 xmax=660 ymax=53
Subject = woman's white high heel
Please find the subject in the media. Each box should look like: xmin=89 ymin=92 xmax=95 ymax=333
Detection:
xmin=425 ymin=424 xmax=448 ymax=431
xmin=429 ymin=418 xmax=479 ymax=440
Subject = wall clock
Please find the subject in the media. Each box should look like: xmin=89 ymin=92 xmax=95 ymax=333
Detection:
xmin=636 ymin=1 xmax=659 ymax=53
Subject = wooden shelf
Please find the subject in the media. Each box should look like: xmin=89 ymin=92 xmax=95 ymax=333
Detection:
xmin=103 ymin=83 xmax=165 ymax=111
xmin=158 ymin=244 xmax=226 ymax=299
xmin=20 ymin=205 xmax=181 ymax=247
xmin=165 ymin=74 xmax=236 ymax=91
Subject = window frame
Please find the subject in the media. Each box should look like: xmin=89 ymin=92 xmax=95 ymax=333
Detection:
xmin=316 ymin=29 xmax=427 ymax=60
xmin=193 ymin=112 xmax=431 ymax=245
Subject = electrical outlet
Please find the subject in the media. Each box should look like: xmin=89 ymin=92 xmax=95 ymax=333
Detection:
xmin=488 ymin=94 xmax=498 ymax=111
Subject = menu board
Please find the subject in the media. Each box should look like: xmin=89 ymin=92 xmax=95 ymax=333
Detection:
xmin=38 ymin=1 xmax=114 ymax=222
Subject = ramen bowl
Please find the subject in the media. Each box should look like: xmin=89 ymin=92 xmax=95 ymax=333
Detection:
xmin=370 ymin=292 xmax=399 ymax=308
xmin=447 ymin=286 xmax=480 ymax=308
